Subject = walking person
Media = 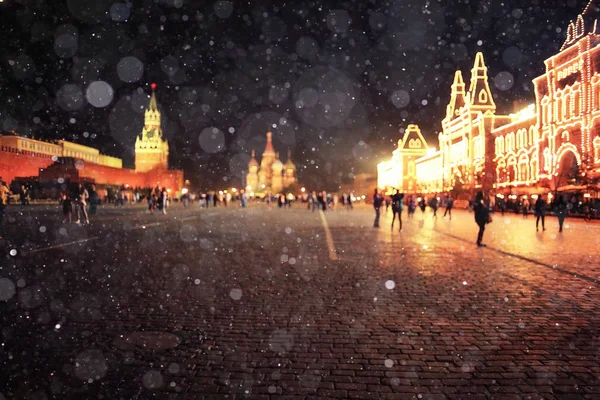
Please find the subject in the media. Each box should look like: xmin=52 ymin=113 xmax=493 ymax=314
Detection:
xmin=346 ymin=193 xmax=353 ymax=210
xmin=62 ymin=191 xmax=73 ymax=223
xmin=522 ymin=197 xmax=530 ymax=218
xmin=534 ymin=194 xmax=547 ymax=231
xmin=408 ymin=196 xmax=416 ymax=218
xmin=385 ymin=196 xmax=391 ymax=214
xmin=373 ymin=188 xmax=383 ymax=228
xmin=240 ymin=190 xmax=248 ymax=208
xmin=19 ymin=185 xmax=29 ymax=210
xmin=443 ymin=194 xmax=454 ymax=219
xmin=161 ymin=188 xmax=168 ymax=214
xmin=390 ymin=189 xmax=404 ymax=231
xmin=419 ymin=197 xmax=426 ymax=218
xmin=75 ymin=183 xmax=90 ymax=224
xmin=474 ymin=191 xmax=491 ymax=247
xmin=430 ymin=195 xmax=439 ymax=218
xmin=0 ymin=178 xmax=11 ymax=239
xmin=553 ymin=195 xmax=568 ymax=233
xmin=89 ymin=184 xmax=99 ymax=215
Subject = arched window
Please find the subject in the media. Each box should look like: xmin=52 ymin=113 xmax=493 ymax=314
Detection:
xmin=496 ymin=159 xmax=506 ymax=184
xmin=530 ymin=126 xmax=538 ymax=145
xmin=543 ymin=148 xmax=552 ymax=171
xmin=507 ymin=156 xmax=517 ymax=183
xmin=506 ymin=133 xmax=515 ymax=153
xmin=530 ymin=152 xmax=539 ymax=181
xmin=556 ymin=92 xmax=563 ymax=123
xmin=495 ymin=137 xmax=504 ymax=155
xmin=518 ymin=154 xmax=530 ymax=182
xmin=573 ymin=87 xmax=580 ymax=116
xmin=563 ymin=89 xmax=571 ymax=120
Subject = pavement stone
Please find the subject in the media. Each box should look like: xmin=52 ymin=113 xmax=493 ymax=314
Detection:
xmin=0 ymin=204 xmax=599 ymax=399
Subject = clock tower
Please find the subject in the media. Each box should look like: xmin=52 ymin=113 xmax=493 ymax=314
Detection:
xmin=135 ymin=84 xmax=169 ymax=172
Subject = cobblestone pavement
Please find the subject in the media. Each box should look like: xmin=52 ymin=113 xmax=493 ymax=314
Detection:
xmin=0 ymin=203 xmax=599 ymax=399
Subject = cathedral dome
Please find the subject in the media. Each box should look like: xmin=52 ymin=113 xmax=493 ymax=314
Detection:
xmin=285 ymin=150 xmax=296 ymax=171
xmin=248 ymin=149 xmax=258 ymax=168
xmin=272 ymin=154 xmax=283 ymax=171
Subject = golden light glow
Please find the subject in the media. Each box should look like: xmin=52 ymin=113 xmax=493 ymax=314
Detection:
xmin=509 ymin=104 xmax=536 ymax=122
xmin=377 ymin=35 xmax=600 ymax=198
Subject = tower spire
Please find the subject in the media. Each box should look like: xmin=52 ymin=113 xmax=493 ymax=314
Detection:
xmin=446 ymin=70 xmax=466 ymax=119
xmin=468 ymin=52 xmax=495 ymax=111
xmin=264 ymin=131 xmax=275 ymax=154
xmin=149 ymin=83 xmax=159 ymax=112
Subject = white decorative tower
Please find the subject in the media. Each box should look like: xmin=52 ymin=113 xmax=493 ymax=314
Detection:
xmin=135 ymin=83 xmax=169 ymax=172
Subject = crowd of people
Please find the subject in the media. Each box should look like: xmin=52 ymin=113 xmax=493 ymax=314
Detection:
xmin=371 ymin=188 xmax=578 ymax=247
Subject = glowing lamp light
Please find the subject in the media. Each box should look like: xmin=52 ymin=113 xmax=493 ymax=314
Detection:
xmin=219 ymin=191 xmax=223 ymax=195
xmin=246 ymin=186 xmax=252 ymax=191
xmin=182 ymin=188 xmax=189 ymax=195
xmin=231 ymin=188 xmax=237 ymax=193
xmin=301 ymin=187 xmax=306 ymax=192
xmin=531 ymin=194 xmax=538 ymax=199
xmin=584 ymin=193 xmax=591 ymax=198
xmin=261 ymin=184 xmax=266 ymax=189
xmin=167 ymin=188 xmax=171 ymax=193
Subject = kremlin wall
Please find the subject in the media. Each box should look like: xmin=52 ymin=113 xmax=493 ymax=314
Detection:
xmin=0 ymin=86 xmax=183 ymax=197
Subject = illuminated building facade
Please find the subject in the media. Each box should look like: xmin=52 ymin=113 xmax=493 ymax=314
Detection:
xmin=246 ymin=132 xmax=296 ymax=193
xmin=377 ymin=124 xmax=428 ymax=193
xmin=378 ymin=0 xmax=600 ymax=196
xmin=0 ymin=86 xmax=184 ymax=195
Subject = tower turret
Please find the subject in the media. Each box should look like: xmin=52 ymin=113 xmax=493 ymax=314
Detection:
xmin=446 ymin=70 xmax=466 ymax=119
xmin=135 ymin=83 xmax=169 ymax=172
xmin=468 ymin=52 xmax=496 ymax=111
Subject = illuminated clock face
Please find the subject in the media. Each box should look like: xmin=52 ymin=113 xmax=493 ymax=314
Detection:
xmin=146 ymin=129 xmax=156 ymax=138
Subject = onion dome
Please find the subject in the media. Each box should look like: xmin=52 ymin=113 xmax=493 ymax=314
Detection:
xmin=249 ymin=149 xmax=258 ymax=168
xmin=285 ymin=149 xmax=296 ymax=171
xmin=272 ymin=153 xmax=283 ymax=171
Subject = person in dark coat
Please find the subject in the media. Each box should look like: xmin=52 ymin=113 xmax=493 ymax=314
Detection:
xmin=373 ymin=188 xmax=383 ymax=228
xmin=391 ymin=189 xmax=404 ymax=231
xmin=534 ymin=194 xmax=547 ymax=231
xmin=553 ymin=195 xmax=568 ymax=233
xmin=474 ymin=191 xmax=490 ymax=247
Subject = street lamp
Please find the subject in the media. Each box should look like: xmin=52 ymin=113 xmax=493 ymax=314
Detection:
xmin=231 ymin=188 xmax=237 ymax=193
xmin=301 ymin=187 xmax=306 ymax=192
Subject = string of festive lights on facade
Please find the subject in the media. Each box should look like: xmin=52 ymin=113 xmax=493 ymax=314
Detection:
xmin=378 ymin=0 xmax=600 ymax=197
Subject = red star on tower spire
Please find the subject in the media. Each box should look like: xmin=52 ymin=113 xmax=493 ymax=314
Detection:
xmin=151 ymin=83 xmax=157 ymax=90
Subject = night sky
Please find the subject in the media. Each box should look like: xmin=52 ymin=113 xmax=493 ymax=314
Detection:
xmin=0 ymin=0 xmax=592 ymax=190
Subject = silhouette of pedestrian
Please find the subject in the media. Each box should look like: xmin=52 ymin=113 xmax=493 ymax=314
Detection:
xmin=474 ymin=191 xmax=491 ymax=247
xmin=391 ymin=189 xmax=404 ymax=231
xmin=534 ymin=194 xmax=547 ymax=231
xmin=373 ymin=188 xmax=383 ymax=228
xmin=443 ymin=194 xmax=453 ymax=219
xmin=553 ymin=195 xmax=568 ymax=233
